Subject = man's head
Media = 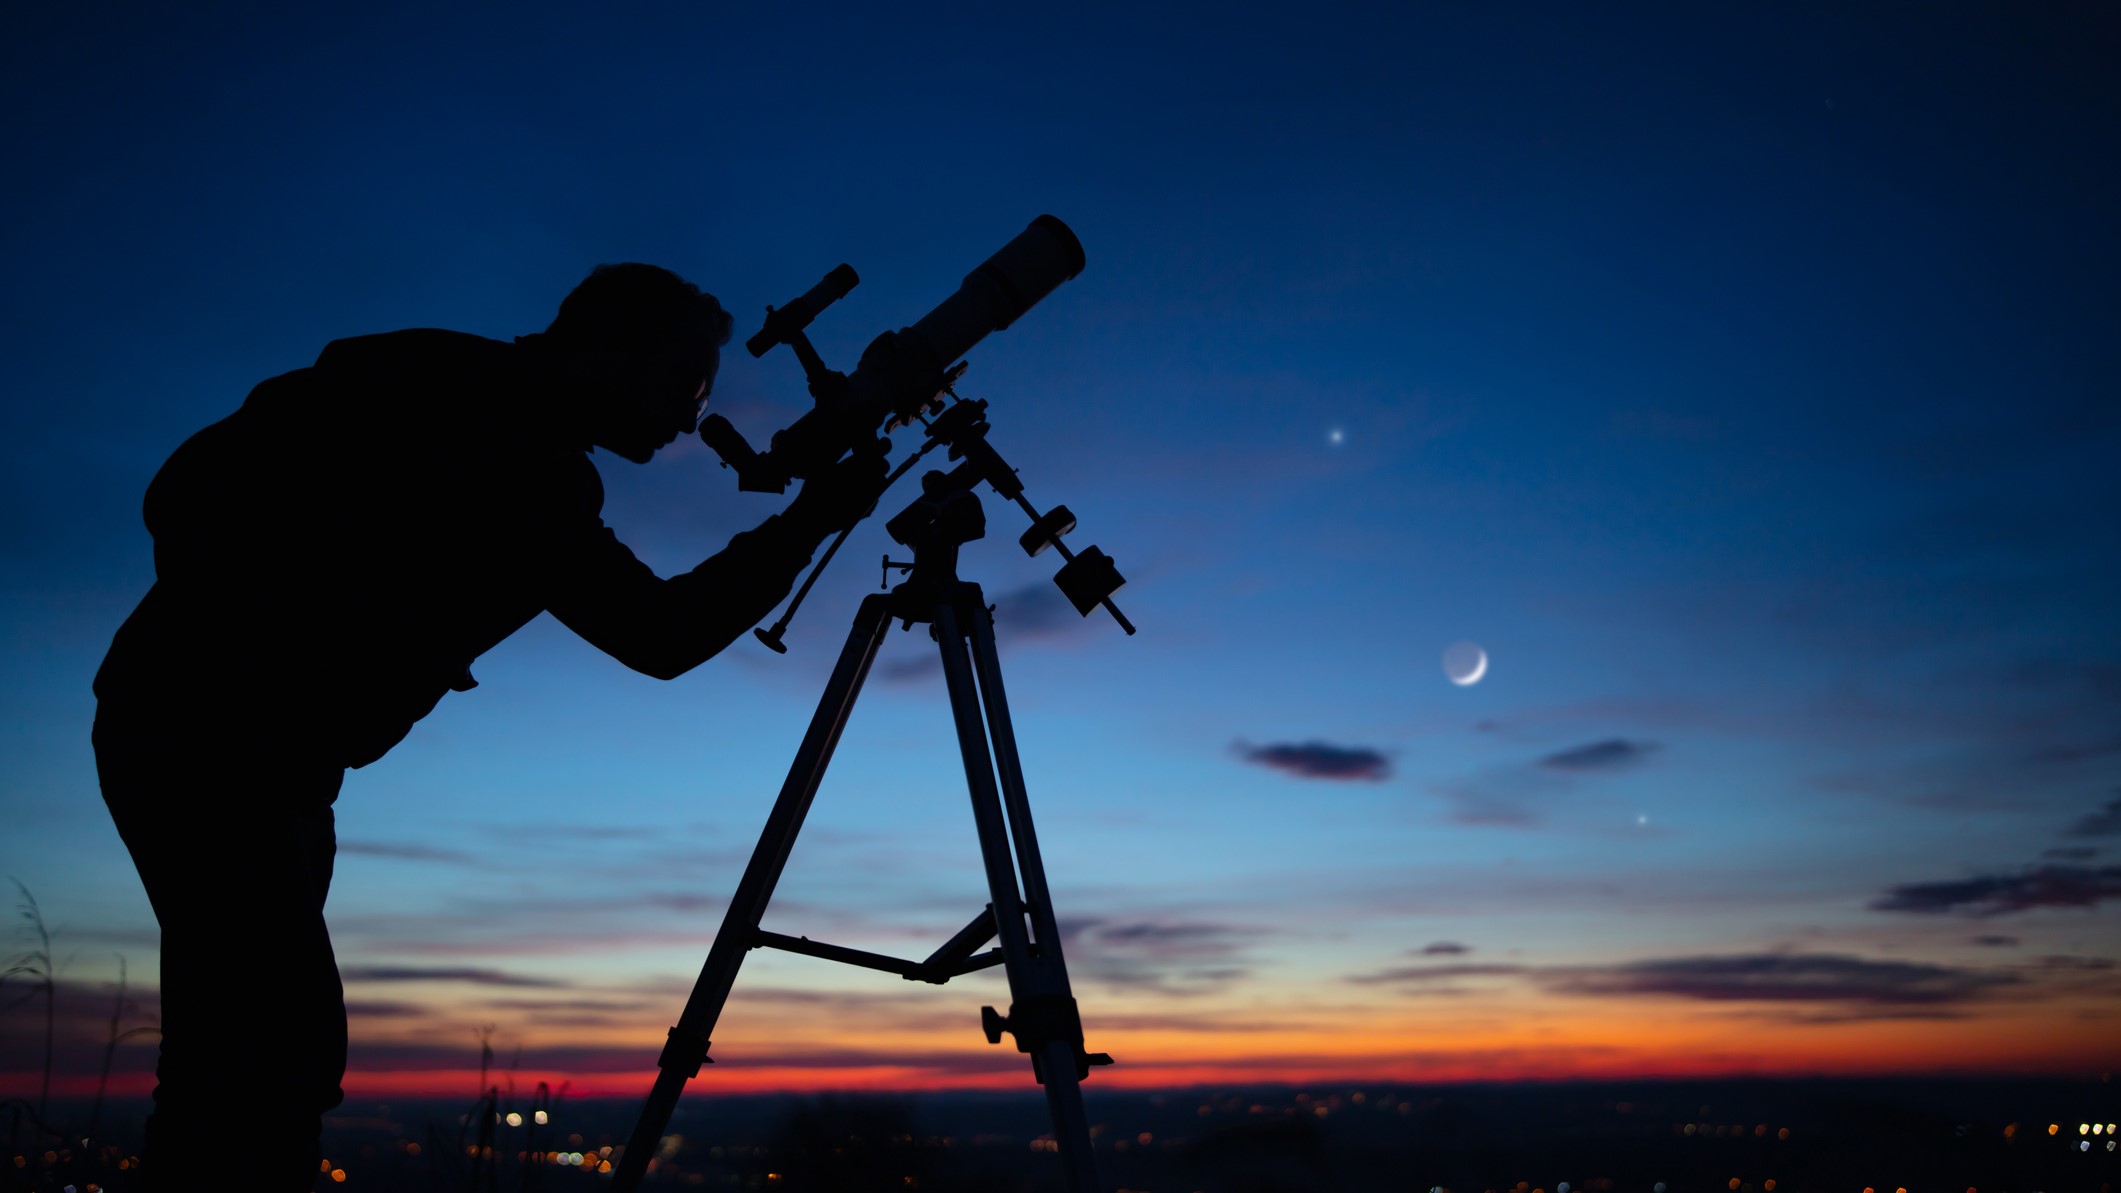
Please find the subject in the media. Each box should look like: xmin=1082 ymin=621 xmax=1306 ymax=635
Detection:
xmin=540 ymin=263 xmax=733 ymax=463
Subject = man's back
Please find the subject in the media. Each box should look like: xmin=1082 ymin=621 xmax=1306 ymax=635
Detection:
xmin=97 ymin=329 xmax=609 ymax=767
xmin=88 ymin=264 xmax=892 ymax=1192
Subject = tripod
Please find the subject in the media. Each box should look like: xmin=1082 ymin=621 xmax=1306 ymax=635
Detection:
xmin=614 ymin=462 xmax=1116 ymax=1192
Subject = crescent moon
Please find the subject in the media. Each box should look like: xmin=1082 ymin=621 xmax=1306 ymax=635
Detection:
xmin=1443 ymin=641 xmax=1488 ymax=686
xmin=1453 ymin=650 xmax=1487 ymax=686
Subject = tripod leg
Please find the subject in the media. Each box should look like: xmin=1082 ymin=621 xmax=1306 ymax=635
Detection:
xmin=613 ymin=594 xmax=896 ymax=1192
xmin=965 ymin=600 xmax=1079 ymax=991
xmin=934 ymin=601 xmax=1104 ymax=1193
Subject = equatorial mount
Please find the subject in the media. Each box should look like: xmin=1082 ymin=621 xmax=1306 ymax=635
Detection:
xmin=748 ymin=374 xmax=1135 ymax=653
xmin=884 ymin=395 xmax=1135 ymax=628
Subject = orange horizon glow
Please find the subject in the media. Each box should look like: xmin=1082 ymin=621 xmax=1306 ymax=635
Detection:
xmin=12 ymin=975 xmax=2117 ymax=1103
xmin=12 ymin=1045 xmax=2117 ymax=1104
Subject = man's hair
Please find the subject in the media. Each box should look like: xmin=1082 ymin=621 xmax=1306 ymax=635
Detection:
xmin=545 ymin=263 xmax=734 ymax=355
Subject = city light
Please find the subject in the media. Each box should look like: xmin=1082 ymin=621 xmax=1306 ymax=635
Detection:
xmin=5 ymin=1084 xmax=2110 ymax=1189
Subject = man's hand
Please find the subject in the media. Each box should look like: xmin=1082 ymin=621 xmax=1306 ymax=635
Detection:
xmin=783 ymin=437 xmax=891 ymax=539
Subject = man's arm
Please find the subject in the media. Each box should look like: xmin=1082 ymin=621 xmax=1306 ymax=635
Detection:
xmin=541 ymin=449 xmax=886 ymax=679
xmin=544 ymin=513 xmax=818 ymax=680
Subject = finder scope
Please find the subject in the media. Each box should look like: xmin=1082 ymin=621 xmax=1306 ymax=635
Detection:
xmin=700 ymin=216 xmax=1085 ymax=494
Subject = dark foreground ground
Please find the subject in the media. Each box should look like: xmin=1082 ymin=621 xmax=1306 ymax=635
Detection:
xmin=6 ymin=1076 xmax=2117 ymax=1192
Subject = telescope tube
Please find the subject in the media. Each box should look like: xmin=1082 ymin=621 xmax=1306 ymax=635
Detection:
xmin=749 ymin=216 xmax=1086 ymax=482
xmin=905 ymin=214 xmax=1085 ymax=368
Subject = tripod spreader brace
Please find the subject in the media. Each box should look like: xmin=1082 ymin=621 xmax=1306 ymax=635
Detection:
xmin=982 ymin=995 xmax=1116 ymax=1083
xmin=747 ymin=902 xmax=1011 ymax=985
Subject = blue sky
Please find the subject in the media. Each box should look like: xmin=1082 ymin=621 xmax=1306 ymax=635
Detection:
xmin=3 ymin=3 xmax=2117 ymax=1092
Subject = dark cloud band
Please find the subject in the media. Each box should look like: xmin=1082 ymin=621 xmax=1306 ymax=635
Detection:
xmin=1871 ymin=865 xmax=2121 ymax=915
xmin=1236 ymin=740 xmax=1392 ymax=781
xmin=1538 ymin=739 xmax=1659 ymax=772
xmin=1349 ymin=951 xmax=2016 ymax=1010
xmin=2066 ymin=793 xmax=2121 ymax=838
xmin=342 ymin=965 xmax=569 ymax=988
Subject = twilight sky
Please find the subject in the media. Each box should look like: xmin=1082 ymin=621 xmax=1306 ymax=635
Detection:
xmin=3 ymin=4 xmax=2118 ymax=1100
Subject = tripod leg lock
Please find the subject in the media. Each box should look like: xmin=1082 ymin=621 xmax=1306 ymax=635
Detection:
xmin=980 ymin=996 xmax=1114 ymax=1081
xmin=657 ymin=1026 xmax=715 ymax=1078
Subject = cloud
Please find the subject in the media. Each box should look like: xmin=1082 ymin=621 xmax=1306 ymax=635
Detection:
xmin=988 ymin=581 xmax=1092 ymax=640
xmin=1418 ymin=941 xmax=1470 ymax=955
xmin=485 ymin=823 xmax=663 ymax=842
xmin=1235 ymin=740 xmax=1392 ymax=781
xmin=339 ymin=840 xmax=479 ymax=864
xmin=345 ymin=1000 xmax=427 ymax=1018
xmin=1095 ymin=922 xmax=1246 ymax=950
xmin=1427 ymin=777 xmax=1548 ymax=827
xmin=1064 ymin=916 xmax=1263 ymax=996
xmin=341 ymin=1039 xmax=1024 ymax=1078
xmin=482 ymin=997 xmax=653 ymax=1013
xmin=1537 ymin=739 xmax=1659 ymax=772
xmin=0 ymin=975 xmax=164 ymax=1082
xmin=1869 ymin=865 xmax=2121 ymax=916
xmin=2035 ymin=955 xmax=2115 ymax=972
xmin=876 ymin=582 xmax=1095 ymax=682
xmin=1088 ymin=1013 xmax=1305 ymax=1034
xmin=1970 ymin=935 xmax=2019 ymax=948
xmin=2066 ymin=793 xmax=2121 ymax=838
xmin=1346 ymin=952 xmax=2019 ymax=1016
xmin=2043 ymin=846 xmax=2100 ymax=861
xmin=341 ymin=966 xmax=571 ymax=988
xmin=1430 ymin=737 xmax=1662 ymax=827
xmin=1541 ymin=953 xmax=2017 ymax=1007
xmin=1346 ymin=964 xmax=1526 ymax=985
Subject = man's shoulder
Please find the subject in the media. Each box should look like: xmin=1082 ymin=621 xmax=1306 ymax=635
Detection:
xmin=305 ymin=329 xmax=545 ymax=446
xmin=313 ymin=328 xmax=520 ymax=379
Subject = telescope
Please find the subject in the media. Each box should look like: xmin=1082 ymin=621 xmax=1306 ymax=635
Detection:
xmin=700 ymin=214 xmax=1086 ymax=493
xmin=616 ymin=221 xmax=1126 ymax=1193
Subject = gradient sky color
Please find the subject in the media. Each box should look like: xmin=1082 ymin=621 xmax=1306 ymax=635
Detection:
xmin=3 ymin=4 xmax=2118 ymax=1101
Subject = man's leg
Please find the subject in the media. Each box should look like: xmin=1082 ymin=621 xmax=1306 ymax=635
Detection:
xmin=96 ymin=708 xmax=347 ymax=1191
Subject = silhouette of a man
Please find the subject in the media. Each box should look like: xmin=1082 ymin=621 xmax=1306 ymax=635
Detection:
xmin=92 ymin=264 xmax=882 ymax=1190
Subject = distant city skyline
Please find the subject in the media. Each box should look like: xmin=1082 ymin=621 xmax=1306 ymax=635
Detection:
xmin=3 ymin=3 xmax=2117 ymax=1101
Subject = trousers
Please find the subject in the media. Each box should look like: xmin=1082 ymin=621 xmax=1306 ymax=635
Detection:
xmin=93 ymin=704 xmax=348 ymax=1192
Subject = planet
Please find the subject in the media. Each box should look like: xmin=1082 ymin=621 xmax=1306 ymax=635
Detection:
xmin=1442 ymin=641 xmax=1487 ymax=686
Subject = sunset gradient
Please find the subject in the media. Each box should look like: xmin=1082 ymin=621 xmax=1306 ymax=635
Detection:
xmin=3 ymin=3 xmax=2118 ymax=1106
